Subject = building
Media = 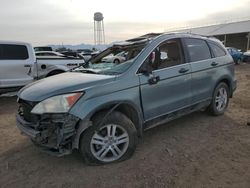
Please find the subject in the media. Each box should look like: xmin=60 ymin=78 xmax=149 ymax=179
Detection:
xmin=171 ymin=20 xmax=250 ymax=51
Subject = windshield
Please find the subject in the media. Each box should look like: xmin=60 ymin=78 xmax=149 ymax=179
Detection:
xmin=73 ymin=42 xmax=147 ymax=75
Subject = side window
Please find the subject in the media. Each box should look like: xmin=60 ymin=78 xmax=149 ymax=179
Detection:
xmin=142 ymin=39 xmax=183 ymax=71
xmin=185 ymin=38 xmax=211 ymax=62
xmin=0 ymin=44 xmax=29 ymax=60
xmin=208 ymin=42 xmax=226 ymax=57
xmin=0 ymin=45 xmax=3 ymax=59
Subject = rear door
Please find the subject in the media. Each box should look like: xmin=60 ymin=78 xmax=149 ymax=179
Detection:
xmin=138 ymin=38 xmax=192 ymax=121
xmin=0 ymin=44 xmax=34 ymax=88
xmin=183 ymin=38 xmax=224 ymax=104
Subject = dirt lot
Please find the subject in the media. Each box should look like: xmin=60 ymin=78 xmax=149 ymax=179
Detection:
xmin=1 ymin=64 xmax=250 ymax=188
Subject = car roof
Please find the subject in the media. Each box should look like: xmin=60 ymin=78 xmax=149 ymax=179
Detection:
xmin=0 ymin=40 xmax=32 ymax=47
xmin=111 ymin=32 xmax=222 ymax=50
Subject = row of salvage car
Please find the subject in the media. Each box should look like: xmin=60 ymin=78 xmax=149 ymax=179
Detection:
xmin=0 ymin=42 xmax=123 ymax=95
xmin=226 ymin=47 xmax=250 ymax=64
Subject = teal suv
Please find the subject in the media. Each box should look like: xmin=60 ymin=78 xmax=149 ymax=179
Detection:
xmin=16 ymin=33 xmax=237 ymax=164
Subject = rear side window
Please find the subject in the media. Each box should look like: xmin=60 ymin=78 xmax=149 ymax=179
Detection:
xmin=0 ymin=44 xmax=29 ymax=60
xmin=208 ymin=42 xmax=227 ymax=57
xmin=184 ymin=38 xmax=211 ymax=62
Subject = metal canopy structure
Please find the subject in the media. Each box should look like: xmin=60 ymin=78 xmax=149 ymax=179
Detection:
xmin=171 ymin=20 xmax=250 ymax=50
xmin=171 ymin=20 xmax=250 ymax=36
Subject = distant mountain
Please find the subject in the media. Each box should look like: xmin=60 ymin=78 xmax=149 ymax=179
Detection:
xmin=48 ymin=43 xmax=110 ymax=51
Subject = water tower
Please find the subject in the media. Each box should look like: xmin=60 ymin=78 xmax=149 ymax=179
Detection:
xmin=94 ymin=12 xmax=105 ymax=45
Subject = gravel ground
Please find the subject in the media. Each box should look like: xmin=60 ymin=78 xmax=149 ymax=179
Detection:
xmin=0 ymin=64 xmax=250 ymax=188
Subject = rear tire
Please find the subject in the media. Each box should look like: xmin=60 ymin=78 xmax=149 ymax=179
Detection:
xmin=208 ymin=82 xmax=229 ymax=116
xmin=79 ymin=111 xmax=137 ymax=165
xmin=113 ymin=59 xmax=120 ymax=64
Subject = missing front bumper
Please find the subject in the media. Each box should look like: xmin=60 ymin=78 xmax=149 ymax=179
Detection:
xmin=16 ymin=113 xmax=79 ymax=156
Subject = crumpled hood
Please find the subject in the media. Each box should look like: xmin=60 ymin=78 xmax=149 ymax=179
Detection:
xmin=18 ymin=72 xmax=115 ymax=102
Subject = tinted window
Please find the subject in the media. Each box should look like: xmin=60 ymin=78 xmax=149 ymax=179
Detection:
xmin=209 ymin=42 xmax=226 ymax=57
xmin=0 ymin=44 xmax=29 ymax=60
xmin=34 ymin=47 xmax=52 ymax=52
xmin=185 ymin=38 xmax=211 ymax=62
xmin=142 ymin=39 xmax=183 ymax=71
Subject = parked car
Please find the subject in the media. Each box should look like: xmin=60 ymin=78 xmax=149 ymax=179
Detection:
xmin=16 ymin=33 xmax=237 ymax=165
xmin=242 ymin=50 xmax=250 ymax=63
xmin=77 ymin=49 xmax=93 ymax=53
xmin=60 ymin=51 xmax=85 ymax=59
xmin=35 ymin=51 xmax=65 ymax=57
xmin=0 ymin=41 xmax=85 ymax=95
xmin=79 ymin=52 xmax=92 ymax=62
xmin=79 ymin=50 xmax=101 ymax=62
xmin=226 ymin=47 xmax=243 ymax=64
xmin=102 ymin=51 xmax=127 ymax=64
xmin=34 ymin=46 xmax=53 ymax=52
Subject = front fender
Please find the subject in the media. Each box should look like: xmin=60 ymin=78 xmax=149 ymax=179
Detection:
xmin=70 ymin=87 xmax=143 ymax=149
xmin=70 ymin=86 xmax=142 ymax=120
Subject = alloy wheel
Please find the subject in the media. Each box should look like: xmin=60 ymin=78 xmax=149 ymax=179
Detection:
xmin=90 ymin=124 xmax=129 ymax=162
xmin=215 ymin=87 xmax=228 ymax=112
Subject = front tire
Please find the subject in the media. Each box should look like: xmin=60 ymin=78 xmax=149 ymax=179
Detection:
xmin=79 ymin=111 xmax=137 ymax=165
xmin=208 ymin=82 xmax=229 ymax=116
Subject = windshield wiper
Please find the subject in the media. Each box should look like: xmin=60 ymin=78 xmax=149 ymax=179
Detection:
xmin=99 ymin=71 xmax=120 ymax=75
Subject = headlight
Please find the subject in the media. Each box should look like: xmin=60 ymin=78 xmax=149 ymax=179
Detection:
xmin=31 ymin=92 xmax=83 ymax=114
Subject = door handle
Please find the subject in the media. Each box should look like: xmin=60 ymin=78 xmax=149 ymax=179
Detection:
xmin=24 ymin=64 xmax=31 ymax=68
xmin=211 ymin=62 xmax=218 ymax=66
xmin=179 ymin=68 xmax=189 ymax=73
xmin=148 ymin=75 xmax=160 ymax=85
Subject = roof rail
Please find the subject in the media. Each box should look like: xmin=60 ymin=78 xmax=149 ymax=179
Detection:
xmin=126 ymin=33 xmax=163 ymax=42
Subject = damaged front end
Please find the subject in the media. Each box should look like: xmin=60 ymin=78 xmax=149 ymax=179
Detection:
xmin=16 ymin=99 xmax=80 ymax=156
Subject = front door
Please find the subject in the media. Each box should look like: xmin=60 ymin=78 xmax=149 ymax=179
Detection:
xmin=138 ymin=38 xmax=192 ymax=121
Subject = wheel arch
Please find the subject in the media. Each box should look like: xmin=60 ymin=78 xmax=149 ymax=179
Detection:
xmin=214 ymin=76 xmax=233 ymax=97
xmin=113 ymin=58 xmax=120 ymax=63
xmin=46 ymin=69 xmax=65 ymax=77
xmin=72 ymin=101 xmax=143 ymax=149
xmin=40 ymin=64 xmax=69 ymax=77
